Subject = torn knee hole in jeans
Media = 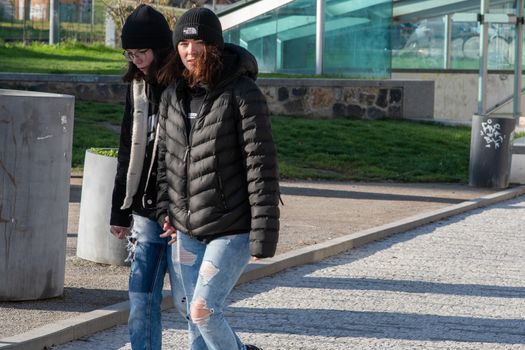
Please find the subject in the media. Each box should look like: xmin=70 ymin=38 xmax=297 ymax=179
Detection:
xmin=125 ymin=237 xmax=138 ymax=263
xmin=199 ymin=260 xmax=220 ymax=285
xmin=190 ymin=297 xmax=214 ymax=327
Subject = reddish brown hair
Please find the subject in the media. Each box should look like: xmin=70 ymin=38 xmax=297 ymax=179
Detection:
xmin=158 ymin=43 xmax=223 ymax=88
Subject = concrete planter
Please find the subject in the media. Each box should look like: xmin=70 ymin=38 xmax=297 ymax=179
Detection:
xmin=0 ymin=89 xmax=74 ymax=301
xmin=76 ymin=148 xmax=128 ymax=265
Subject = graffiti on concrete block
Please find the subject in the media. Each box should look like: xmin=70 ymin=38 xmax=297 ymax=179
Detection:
xmin=480 ymin=119 xmax=504 ymax=149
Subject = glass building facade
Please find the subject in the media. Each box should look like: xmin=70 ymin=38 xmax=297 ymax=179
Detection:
xmin=223 ymin=0 xmax=392 ymax=78
xmin=218 ymin=0 xmax=522 ymax=77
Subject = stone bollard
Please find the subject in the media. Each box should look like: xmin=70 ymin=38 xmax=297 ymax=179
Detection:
xmin=0 ymin=89 xmax=74 ymax=301
xmin=76 ymin=149 xmax=128 ymax=265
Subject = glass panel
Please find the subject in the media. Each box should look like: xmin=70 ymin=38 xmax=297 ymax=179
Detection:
xmin=450 ymin=21 xmax=479 ymax=70
xmin=323 ymin=0 xmax=392 ymax=78
xmin=224 ymin=11 xmax=280 ymax=73
xmin=276 ymin=0 xmax=317 ymax=74
xmin=490 ymin=1 xmax=517 ymax=13
xmin=224 ymin=0 xmax=317 ymax=74
xmin=449 ymin=22 xmax=515 ymax=70
xmin=488 ymin=23 xmax=514 ymax=70
xmin=392 ymin=0 xmax=519 ymax=70
xmin=392 ymin=17 xmax=445 ymax=69
xmin=224 ymin=0 xmax=392 ymax=77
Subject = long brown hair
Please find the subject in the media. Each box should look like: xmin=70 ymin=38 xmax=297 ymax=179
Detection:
xmin=158 ymin=43 xmax=223 ymax=88
xmin=122 ymin=47 xmax=172 ymax=84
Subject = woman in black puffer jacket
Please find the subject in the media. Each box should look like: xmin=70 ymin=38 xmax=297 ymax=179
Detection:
xmin=156 ymin=7 xmax=279 ymax=350
xmin=109 ymin=5 xmax=185 ymax=349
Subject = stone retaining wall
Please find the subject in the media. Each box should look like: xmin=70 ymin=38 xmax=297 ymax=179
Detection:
xmin=0 ymin=73 xmax=434 ymax=120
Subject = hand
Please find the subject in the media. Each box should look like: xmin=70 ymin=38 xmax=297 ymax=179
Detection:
xmin=160 ymin=216 xmax=177 ymax=245
xmin=110 ymin=225 xmax=130 ymax=239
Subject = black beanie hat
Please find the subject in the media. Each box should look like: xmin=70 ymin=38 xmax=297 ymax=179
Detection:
xmin=121 ymin=4 xmax=171 ymax=49
xmin=173 ymin=7 xmax=224 ymax=50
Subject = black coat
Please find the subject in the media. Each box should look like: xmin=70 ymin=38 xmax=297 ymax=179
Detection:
xmin=156 ymin=44 xmax=280 ymax=258
xmin=110 ymin=83 xmax=163 ymax=227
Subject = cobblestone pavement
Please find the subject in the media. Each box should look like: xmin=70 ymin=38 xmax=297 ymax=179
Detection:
xmin=54 ymin=195 xmax=525 ymax=350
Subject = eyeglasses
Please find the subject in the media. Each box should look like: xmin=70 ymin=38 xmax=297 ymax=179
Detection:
xmin=123 ymin=49 xmax=150 ymax=62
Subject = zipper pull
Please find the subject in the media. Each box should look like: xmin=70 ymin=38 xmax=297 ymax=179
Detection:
xmin=183 ymin=146 xmax=190 ymax=161
xmin=186 ymin=209 xmax=192 ymax=233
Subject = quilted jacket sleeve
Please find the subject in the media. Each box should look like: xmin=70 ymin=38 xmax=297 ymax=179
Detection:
xmin=235 ymin=77 xmax=280 ymax=258
xmin=156 ymin=89 xmax=170 ymax=227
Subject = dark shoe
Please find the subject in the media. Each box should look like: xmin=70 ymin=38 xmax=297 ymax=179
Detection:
xmin=246 ymin=345 xmax=262 ymax=350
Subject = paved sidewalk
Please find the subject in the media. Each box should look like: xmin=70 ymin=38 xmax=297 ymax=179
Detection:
xmin=53 ymin=193 xmax=525 ymax=349
xmin=1 ymin=180 xmax=524 ymax=350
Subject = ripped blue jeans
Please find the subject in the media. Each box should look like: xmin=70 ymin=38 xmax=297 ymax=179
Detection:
xmin=175 ymin=231 xmax=251 ymax=350
xmin=127 ymin=214 xmax=186 ymax=350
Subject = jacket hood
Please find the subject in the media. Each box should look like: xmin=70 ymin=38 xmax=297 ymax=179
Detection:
xmin=220 ymin=43 xmax=258 ymax=83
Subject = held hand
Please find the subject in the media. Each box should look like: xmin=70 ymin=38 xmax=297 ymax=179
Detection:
xmin=160 ymin=216 xmax=177 ymax=245
xmin=110 ymin=225 xmax=130 ymax=239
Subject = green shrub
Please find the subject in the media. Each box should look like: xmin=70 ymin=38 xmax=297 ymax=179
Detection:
xmin=89 ymin=147 xmax=118 ymax=158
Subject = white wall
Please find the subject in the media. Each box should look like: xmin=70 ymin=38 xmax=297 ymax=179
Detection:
xmin=392 ymin=71 xmax=525 ymax=124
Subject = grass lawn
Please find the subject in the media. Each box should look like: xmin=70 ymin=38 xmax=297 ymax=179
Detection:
xmin=273 ymin=117 xmax=470 ymax=182
xmin=0 ymin=42 xmax=125 ymax=74
xmin=73 ymin=101 xmax=124 ymax=167
xmin=73 ymin=101 xmax=471 ymax=183
xmin=0 ymin=42 xmax=473 ymax=183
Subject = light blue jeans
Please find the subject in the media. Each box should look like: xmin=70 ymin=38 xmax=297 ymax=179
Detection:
xmin=175 ymin=231 xmax=251 ymax=350
xmin=127 ymin=215 xmax=186 ymax=350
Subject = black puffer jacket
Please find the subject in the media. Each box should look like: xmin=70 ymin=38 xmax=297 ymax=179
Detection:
xmin=156 ymin=44 xmax=280 ymax=258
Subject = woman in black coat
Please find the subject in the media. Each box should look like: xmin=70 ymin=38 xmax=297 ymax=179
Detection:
xmin=157 ymin=7 xmax=280 ymax=350
xmin=109 ymin=5 xmax=185 ymax=349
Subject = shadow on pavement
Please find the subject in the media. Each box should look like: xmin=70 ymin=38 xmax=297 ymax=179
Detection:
xmin=280 ymin=185 xmax=468 ymax=204
xmin=0 ymin=288 xmax=127 ymax=312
